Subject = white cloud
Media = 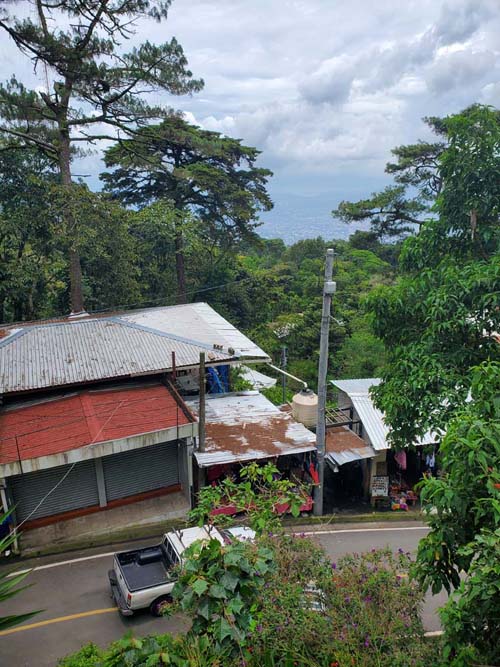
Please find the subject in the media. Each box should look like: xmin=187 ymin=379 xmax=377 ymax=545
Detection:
xmin=1 ymin=0 xmax=499 ymax=200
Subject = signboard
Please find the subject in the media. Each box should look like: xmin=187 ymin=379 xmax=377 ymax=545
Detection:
xmin=371 ymin=475 xmax=389 ymax=497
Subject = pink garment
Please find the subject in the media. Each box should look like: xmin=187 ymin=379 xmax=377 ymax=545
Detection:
xmin=394 ymin=450 xmax=407 ymax=470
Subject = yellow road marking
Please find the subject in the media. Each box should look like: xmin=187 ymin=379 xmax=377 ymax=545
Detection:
xmin=0 ymin=607 xmax=118 ymax=636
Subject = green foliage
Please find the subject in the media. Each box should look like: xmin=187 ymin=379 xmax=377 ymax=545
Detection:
xmin=101 ymin=116 xmax=272 ymax=301
xmin=172 ymin=538 xmax=274 ymax=655
xmin=335 ymin=184 xmax=427 ymax=238
xmin=414 ymin=362 xmax=500 ymax=664
xmin=364 ymin=106 xmax=499 ymax=664
xmin=252 ymin=535 xmax=431 ymax=667
xmin=0 ymin=0 xmax=202 ymax=310
xmin=333 ymin=106 xmax=497 ymax=239
xmin=57 ymin=643 xmax=103 ymax=667
xmin=190 ymin=462 xmax=309 ymax=534
xmin=369 ymin=105 xmax=500 ymax=447
xmin=0 ymin=510 xmax=41 ymax=631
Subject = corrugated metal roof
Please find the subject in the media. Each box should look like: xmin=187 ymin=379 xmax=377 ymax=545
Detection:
xmin=331 ymin=378 xmax=437 ymax=450
xmin=187 ymin=392 xmax=316 ymax=467
xmin=325 ymin=425 xmax=376 ymax=466
xmin=331 ymin=378 xmax=381 ymax=395
xmin=0 ymin=318 xmax=231 ymax=394
xmin=0 ymin=383 xmax=192 ymax=464
xmin=121 ymin=302 xmax=269 ymax=361
xmin=240 ymin=365 xmax=277 ymax=390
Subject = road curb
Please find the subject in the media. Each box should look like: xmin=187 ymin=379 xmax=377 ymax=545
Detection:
xmin=7 ymin=515 xmax=429 ymax=566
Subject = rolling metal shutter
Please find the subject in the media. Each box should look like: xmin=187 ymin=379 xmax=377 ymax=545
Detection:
xmin=102 ymin=441 xmax=179 ymax=502
xmin=7 ymin=460 xmax=99 ymax=523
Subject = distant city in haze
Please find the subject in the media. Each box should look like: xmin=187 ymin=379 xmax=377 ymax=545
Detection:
xmin=258 ymin=192 xmax=369 ymax=244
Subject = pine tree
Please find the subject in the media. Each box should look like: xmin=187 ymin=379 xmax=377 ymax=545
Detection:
xmin=0 ymin=0 xmax=202 ymax=313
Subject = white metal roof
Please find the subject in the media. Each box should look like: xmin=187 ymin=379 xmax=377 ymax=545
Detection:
xmin=188 ymin=392 xmax=316 ymax=467
xmin=0 ymin=303 xmax=269 ymax=395
xmin=122 ymin=303 xmax=269 ymax=361
xmin=331 ymin=378 xmax=437 ymax=450
xmin=331 ymin=378 xmax=381 ymax=395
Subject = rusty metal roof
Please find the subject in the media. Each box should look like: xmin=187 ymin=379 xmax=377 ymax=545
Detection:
xmin=187 ymin=392 xmax=317 ymax=467
xmin=325 ymin=425 xmax=376 ymax=466
xmin=0 ymin=317 xmax=233 ymax=395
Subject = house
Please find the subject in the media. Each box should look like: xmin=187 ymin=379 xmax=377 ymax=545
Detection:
xmin=0 ymin=303 xmax=267 ymax=545
xmin=0 ymin=302 xmax=315 ymax=550
xmin=329 ymin=378 xmax=438 ymax=503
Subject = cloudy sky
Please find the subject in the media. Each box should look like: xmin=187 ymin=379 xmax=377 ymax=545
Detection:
xmin=2 ymin=0 xmax=500 ymax=238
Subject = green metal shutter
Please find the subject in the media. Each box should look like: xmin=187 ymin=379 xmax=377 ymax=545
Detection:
xmin=7 ymin=460 xmax=99 ymax=523
xmin=102 ymin=441 xmax=179 ymax=502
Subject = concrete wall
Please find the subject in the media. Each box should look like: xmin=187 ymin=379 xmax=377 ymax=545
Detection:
xmin=20 ymin=492 xmax=190 ymax=553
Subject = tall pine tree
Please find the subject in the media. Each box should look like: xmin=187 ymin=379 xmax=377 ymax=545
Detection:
xmin=0 ymin=0 xmax=202 ymax=313
xmin=101 ymin=116 xmax=273 ymax=303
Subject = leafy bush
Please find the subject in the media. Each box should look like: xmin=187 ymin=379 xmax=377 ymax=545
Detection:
xmin=414 ymin=362 xmax=500 ymax=665
xmin=252 ymin=535 xmax=432 ymax=667
xmin=189 ymin=462 xmax=309 ymax=533
xmin=172 ymin=537 xmax=274 ymax=655
xmin=57 ymin=643 xmax=102 ymax=667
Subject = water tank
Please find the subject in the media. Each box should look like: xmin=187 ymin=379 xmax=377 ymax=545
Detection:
xmin=292 ymin=389 xmax=318 ymax=427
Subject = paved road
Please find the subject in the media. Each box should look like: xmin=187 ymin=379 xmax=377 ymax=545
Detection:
xmin=0 ymin=523 xmax=447 ymax=666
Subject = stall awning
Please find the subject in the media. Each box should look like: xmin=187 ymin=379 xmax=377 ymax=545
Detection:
xmin=325 ymin=425 xmax=376 ymax=468
xmin=187 ymin=392 xmax=316 ymax=468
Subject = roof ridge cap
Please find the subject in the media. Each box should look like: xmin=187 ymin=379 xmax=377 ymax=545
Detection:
xmin=110 ymin=317 xmax=234 ymax=356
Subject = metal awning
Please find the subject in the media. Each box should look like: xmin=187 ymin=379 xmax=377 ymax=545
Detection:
xmin=325 ymin=425 xmax=376 ymax=468
xmin=326 ymin=445 xmax=376 ymax=467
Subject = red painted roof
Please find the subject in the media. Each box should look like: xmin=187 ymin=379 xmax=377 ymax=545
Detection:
xmin=0 ymin=384 xmax=192 ymax=464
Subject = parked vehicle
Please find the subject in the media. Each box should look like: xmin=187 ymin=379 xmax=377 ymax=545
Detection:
xmin=108 ymin=525 xmax=255 ymax=616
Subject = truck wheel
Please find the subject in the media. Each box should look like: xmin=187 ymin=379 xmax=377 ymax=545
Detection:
xmin=150 ymin=595 xmax=172 ymax=617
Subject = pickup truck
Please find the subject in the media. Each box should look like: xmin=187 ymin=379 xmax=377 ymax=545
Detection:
xmin=108 ymin=525 xmax=255 ymax=616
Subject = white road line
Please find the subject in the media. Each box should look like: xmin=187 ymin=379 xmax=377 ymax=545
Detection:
xmin=301 ymin=526 xmax=428 ymax=536
xmin=7 ymin=525 xmax=428 ymax=578
xmin=7 ymin=551 xmax=115 ymax=578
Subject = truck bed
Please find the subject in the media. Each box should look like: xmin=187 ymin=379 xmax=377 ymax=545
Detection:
xmin=116 ymin=545 xmax=175 ymax=592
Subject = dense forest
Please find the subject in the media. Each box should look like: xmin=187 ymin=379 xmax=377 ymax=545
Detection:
xmin=0 ymin=142 xmax=395 ymax=385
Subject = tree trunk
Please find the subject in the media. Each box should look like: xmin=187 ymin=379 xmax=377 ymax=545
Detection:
xmin=58 ymin=130 xmax=85 ymax=314
xmin=175 ymin=232 xmax=187 ymax=304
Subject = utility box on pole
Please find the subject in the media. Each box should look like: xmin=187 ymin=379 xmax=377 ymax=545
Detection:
xmin=313 ymin=249 xmax=335 ymax=516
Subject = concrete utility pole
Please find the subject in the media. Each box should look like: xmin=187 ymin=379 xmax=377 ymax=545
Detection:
xmin=313 ymin=248 xmax=336 ymax=516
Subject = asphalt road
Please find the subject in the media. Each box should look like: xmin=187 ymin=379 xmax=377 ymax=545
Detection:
xmin=0 ymin=523 xmax=447 ymax=667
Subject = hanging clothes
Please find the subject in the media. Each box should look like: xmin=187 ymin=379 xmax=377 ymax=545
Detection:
xmin=309 ymin=462 xmax=320 ymax=484
xmin=394 ymin=450 xmax=407 ymax=470
xmin=425 ymin=452 xmax=435 ymax=469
